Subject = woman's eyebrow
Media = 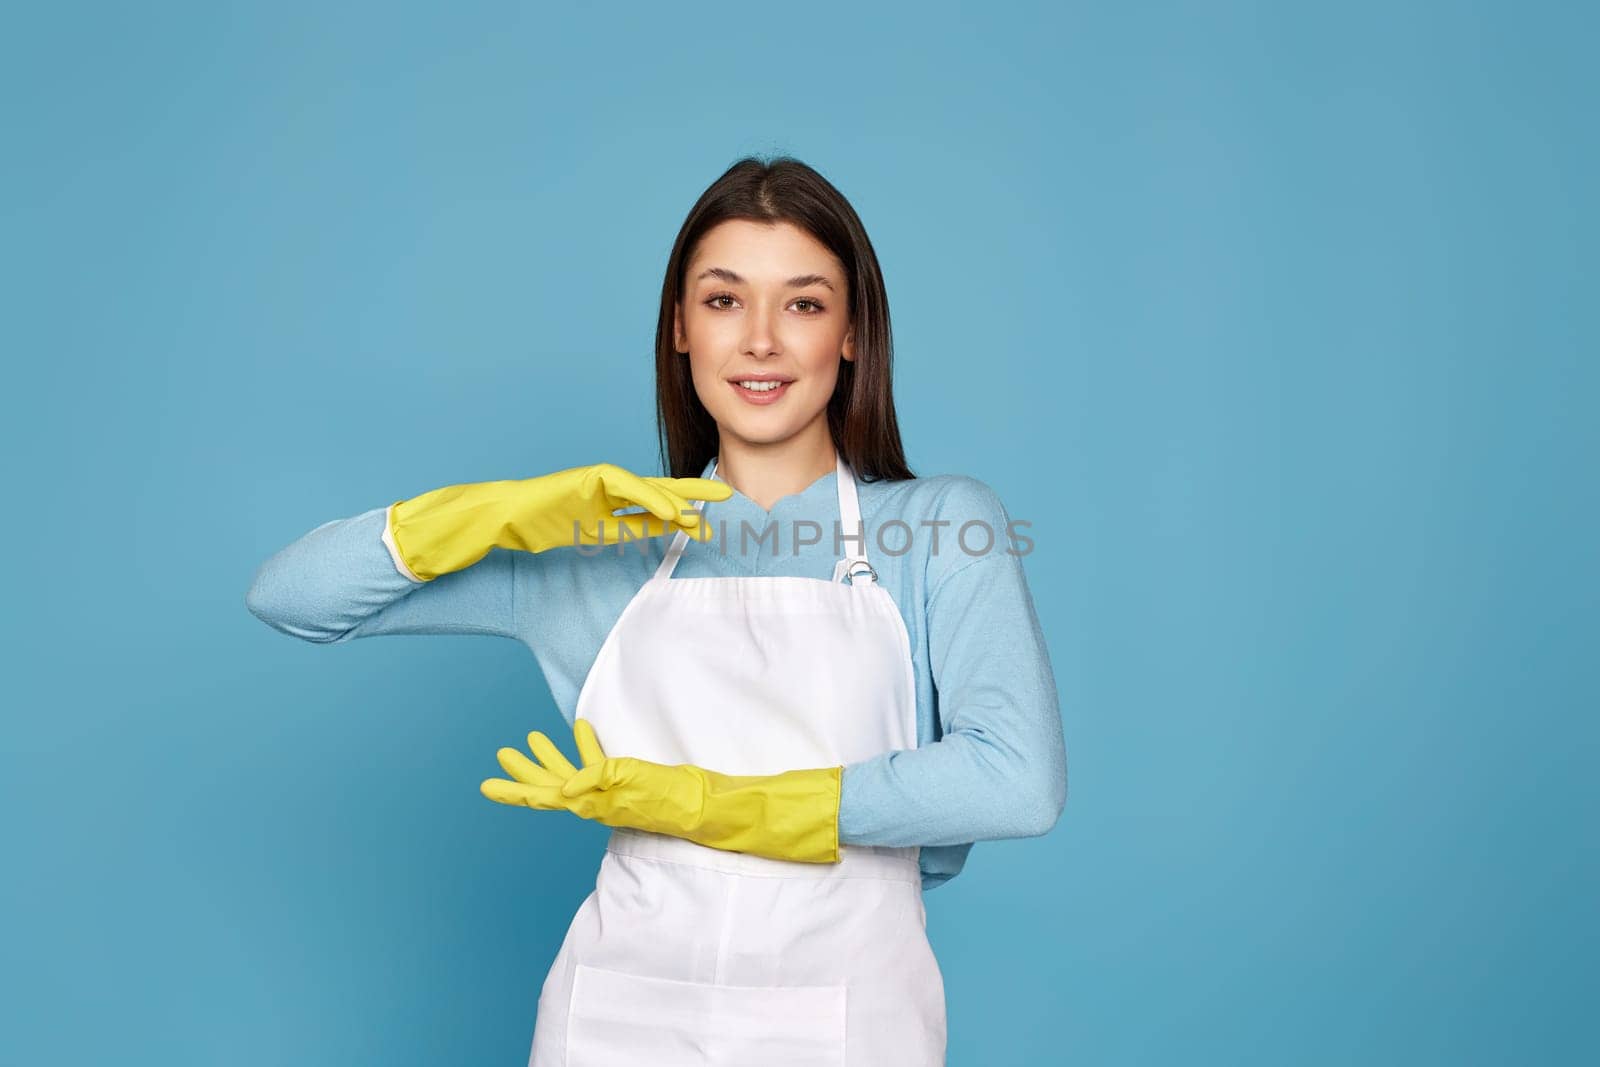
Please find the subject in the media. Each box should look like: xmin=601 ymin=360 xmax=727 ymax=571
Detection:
xmin=695 ymin=267 xmax=836 ymax=292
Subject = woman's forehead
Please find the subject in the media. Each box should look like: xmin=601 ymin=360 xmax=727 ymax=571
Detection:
xmin=689 ymin=220 xmax=841 ymax=282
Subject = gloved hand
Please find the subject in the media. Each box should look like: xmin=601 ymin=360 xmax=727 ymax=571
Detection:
xmin=480 ymin=718 xmax=843 ymax=864
xmin=387 ymin=463 xmax=731 ymax=581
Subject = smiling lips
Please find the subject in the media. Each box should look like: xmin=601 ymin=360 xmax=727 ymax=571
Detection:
xmin=729 ymin=375 xmax=793 ymax=405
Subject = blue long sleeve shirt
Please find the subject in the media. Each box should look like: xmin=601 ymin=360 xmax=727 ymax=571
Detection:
xmin=245 ymin=461 xmax=1067 ymax=890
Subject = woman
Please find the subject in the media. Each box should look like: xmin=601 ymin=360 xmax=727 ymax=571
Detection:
xmin=246 ymin=156 xmax=1067 ymax=1066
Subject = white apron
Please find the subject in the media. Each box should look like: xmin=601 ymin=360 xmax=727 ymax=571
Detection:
xmin=527 ymin=452 xmax=947 ymax=1066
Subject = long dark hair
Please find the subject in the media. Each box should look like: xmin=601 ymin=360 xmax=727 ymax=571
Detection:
xmin=654 ymin=156 xmax=914 ymax=482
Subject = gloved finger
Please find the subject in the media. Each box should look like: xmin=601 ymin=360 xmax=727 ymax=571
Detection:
xmin=560 ymin=762 xmax=606 ymax=798
xmin=525 ymin=730 xmax=578 ymax=779
xmin=674 ymin=505 xmax=715 ymax=543
xmin=621 ymin=491 xmax=711 ymax=537
xmin=497 ymin=746 xmax=565 ymax=788
xmin=570 ymin=513 xmax=676 ymax=545
xmin=573 ymin=718 xmax=607 ymax=768
xmin=561 ymin=756 xmax=633 ymax=798
xmin=651 ymin=477 xmax=734 ymax=503
xmin=599 ymin=469 xmax=690 ymax=524
xmin=668 ymin=498 xmax=710 ymax=535
xmin=480 ymin=776 xmax=567 ymax=809
xmin=613 ymin=510 xmax=710 ymax=541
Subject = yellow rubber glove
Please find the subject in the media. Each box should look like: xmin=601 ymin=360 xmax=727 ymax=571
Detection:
xmin=480 ymin=719 xmax=842 ymax=864
xmin=387 ymin=462 xmax=731 ymax=581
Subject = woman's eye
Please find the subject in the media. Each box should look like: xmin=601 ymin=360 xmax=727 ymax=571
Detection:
xmin=704 ymin=294 xmax=825 ymax=313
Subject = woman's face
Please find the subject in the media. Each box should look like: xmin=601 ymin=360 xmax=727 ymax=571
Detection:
xmin=674 ymin=219 xmax=855 ymax=450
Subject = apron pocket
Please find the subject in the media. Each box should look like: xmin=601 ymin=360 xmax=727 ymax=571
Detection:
xmin=567 ymin=962 xmax=846 ymax=1067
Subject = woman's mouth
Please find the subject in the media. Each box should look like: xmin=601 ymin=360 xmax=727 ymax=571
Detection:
xmin=729 ymin=378 xmax=792 ymax=405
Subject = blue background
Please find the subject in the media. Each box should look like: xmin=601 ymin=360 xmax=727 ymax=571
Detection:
xmin=3 ymin=2 xmax=1594 ymax=1063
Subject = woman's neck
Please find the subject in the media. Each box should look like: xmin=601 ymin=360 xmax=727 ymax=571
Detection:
xmin=716 ymin=429 xmax=837 ymax=513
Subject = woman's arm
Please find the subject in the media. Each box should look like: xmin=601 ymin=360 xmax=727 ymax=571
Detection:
xmin=837 ymin=494 xmax=1068 ymax=848
xmin=246 ymin=464 xmax=725 ymax=644
xmin=245 ymin=504 xmax=518 ymax=643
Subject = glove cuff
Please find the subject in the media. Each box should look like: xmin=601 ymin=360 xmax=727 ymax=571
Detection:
xmin=694 ymin=765 xmax=843 ymax=864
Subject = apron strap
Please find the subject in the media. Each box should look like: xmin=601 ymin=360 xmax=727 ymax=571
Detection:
xmin=652 ymin=452 xmax=875 ymax=585
xmin=833 ymin=451 xmax=878 ymax=586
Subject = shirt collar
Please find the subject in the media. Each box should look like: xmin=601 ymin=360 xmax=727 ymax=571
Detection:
xmin=696 ymin=456 xmax=838 ymax=522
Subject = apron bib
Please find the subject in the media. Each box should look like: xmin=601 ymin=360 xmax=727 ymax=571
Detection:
xmin=527 ymin=453 xmax=947 ymax=1066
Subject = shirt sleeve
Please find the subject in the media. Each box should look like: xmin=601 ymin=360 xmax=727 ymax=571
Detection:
xmin=244 ymin=504 xmax=518 ymax=643
xmin=836 ymin=484 xmax=1068 ymax=848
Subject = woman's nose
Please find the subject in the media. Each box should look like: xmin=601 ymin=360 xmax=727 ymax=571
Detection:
xmin=741 ymin=309 xmax=782 ymax=356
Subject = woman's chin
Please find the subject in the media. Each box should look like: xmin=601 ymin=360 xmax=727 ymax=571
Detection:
xmin=719 ymin=426 xmax=796 ymax=448
xmin=711 ymin=415 xmax=809 ymax=448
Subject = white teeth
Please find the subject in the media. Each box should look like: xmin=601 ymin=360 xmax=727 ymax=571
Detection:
xmin=736 ymin=380 xmax=785 ymax=392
